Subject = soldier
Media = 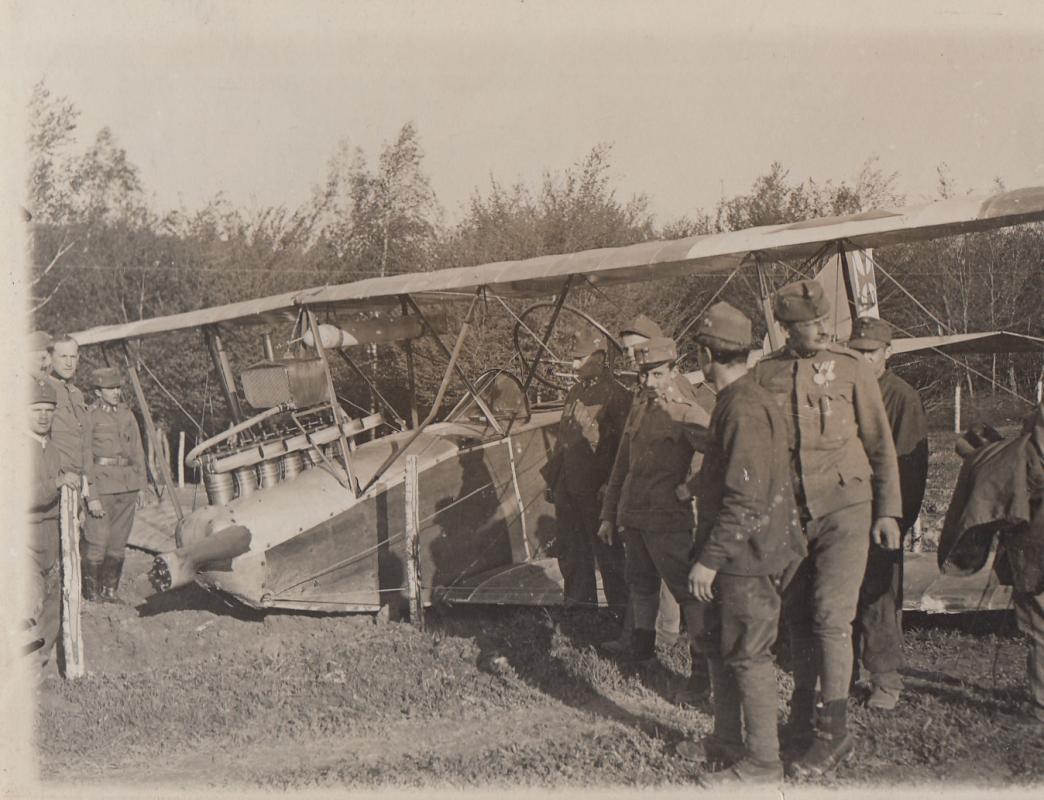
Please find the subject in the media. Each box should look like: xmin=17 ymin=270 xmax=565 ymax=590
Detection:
xmin=598 ymin=337 xmax=709 ymax=693
xmin=29 ymin=330 xmax=53 ymax=380
xmin=753 ymin=280 xmax=902 ymax=777
xmin=84 ymin=366 xmax=147 ymax=602
xmin=847 ymin=316 xmax=929 ymax=710
xmin=27 ymin=377 xmax=81 ymax=673
xmin=677 ymin=302 xmax=805 ymax=786
xmin=48 ymin=334 xmax=91 ymax=480
xmin=542 ymin=333 xmax=631 ymax=611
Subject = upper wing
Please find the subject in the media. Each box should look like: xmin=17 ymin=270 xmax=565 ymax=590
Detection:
xmin=71 ymin=186 xmax=1044 ymax=346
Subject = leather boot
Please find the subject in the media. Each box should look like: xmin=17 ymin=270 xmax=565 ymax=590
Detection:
xmin=81 ymin=560 xmax=102 ymax=602
xmin=599 ymin=599 xmax=634 ymax=655
xmin=789 ymin=699 xmax=854 ymax=779
xmin=780 ymin=687 xmax=817 ymax=757
xmin=622 ymin=628 xmax=657 ymax=666
xmin=99 ymin=556 xmax=125 ymax=604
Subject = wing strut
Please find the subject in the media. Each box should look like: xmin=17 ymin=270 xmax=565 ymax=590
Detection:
xmin=306 ymin=310 xmax=361 ymax=497
xmin=361 ymin=289 xmax=484 ymax=494
xmin=403 ymin=294 xmax=504 ymax=435
xmin=121 ymin=341 xmax=185 ymax=526
xmin=203 ymin=325 xmax=244 ymax=423
xmin=400 ymin=297 xmax=420 ymax=429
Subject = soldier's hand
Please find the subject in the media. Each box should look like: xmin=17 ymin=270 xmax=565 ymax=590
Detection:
xmin=871 ymin=517 xmax=902 ymax=550
xmin=688 ymin=562 xmax=717 ymax=603
xmin=675 ymin=483 xmax=692 ymax=502
xmin=87 ymin=498 xmax=105 ymax=518
xmin=55 ymin=472 xmax=80 ymax=491
xmin=597 ymin=521 xmax=615 ymax=546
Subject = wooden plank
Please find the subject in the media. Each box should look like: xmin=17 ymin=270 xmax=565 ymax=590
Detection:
xmin=404 ymin=455 xmax=424 ymax=628
xmin=59 ymin=486 xmax=85 ymax=679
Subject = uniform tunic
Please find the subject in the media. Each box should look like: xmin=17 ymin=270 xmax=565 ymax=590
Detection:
xmin=753 ymin=344 xmax=901 ymax=520
xmin=27 ymin=433 xmax=63 ymax=671
xmin=601 ymin=378 xmax=708 ymax=633
xmin=85 ymin=400 xmax=146 ymax=561
xmin=48 ymin=377 xmax=91 ymax=476
xmin=543 ymin=368 xmax=631 ymax=606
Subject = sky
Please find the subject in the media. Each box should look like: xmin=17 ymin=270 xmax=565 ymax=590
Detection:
xmin=5 ymin=0 xmax=1044 ymax=226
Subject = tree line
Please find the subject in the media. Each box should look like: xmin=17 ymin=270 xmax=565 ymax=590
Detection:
xmin=27 ymin=81 xmax=1044 ymax=437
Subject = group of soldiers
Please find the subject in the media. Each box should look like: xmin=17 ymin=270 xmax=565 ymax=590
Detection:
xmin=544 ymin=279 xmax=932 ymax=785
xmin=25 ymin=331 xmax=147 ymax=675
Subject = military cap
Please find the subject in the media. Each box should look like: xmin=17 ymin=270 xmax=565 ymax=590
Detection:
xmin=692 ymin=302 xmax=752 ymax=350
xmin=29 ymin=330 xmax=52 ymax=351
xmin=620 ymin=314 xmax=664 ymax=340
xmin=773 ymin=280 xmax=830 ymax=323
xmin=570 ymin=332 xmax=608 ymax=359
xmin=91 ymin=366 xmax=123 ymax=389
xmin=30 ymin=377 xmax=57 ymax=406
xmin=634 ymin=336 xmax=678 ymax=368
xmin=847 ymin=316 xmax=892 ymax=351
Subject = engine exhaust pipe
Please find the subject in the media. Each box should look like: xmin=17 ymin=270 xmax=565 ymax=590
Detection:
xmin=149 ymin=524 xmax=252 ymax=592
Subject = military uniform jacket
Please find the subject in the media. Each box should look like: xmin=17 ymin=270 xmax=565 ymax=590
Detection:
xmin=86 ymin=401 xmax=147 ymax=495
xmin=28 ymin=434 xmax=63 ymax=571
xmin=543 ymin=369 xmax=631 ymax=497
xmin=879 ymin=369 xmax=929 ymax=528
xmin=601 ymin=380 xmax=708 ymax=532
xmin=694 ymin=374 xmax=805 ymax=576
xmin=753 ymin=344 xmax=902 ymax=520
xmin=48 ymin=377 xmax=90 ymax=475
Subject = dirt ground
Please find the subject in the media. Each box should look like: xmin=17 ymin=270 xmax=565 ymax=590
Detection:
xmin=34 ymin=562 xmax=1043 ymax=790
xmin=33 ymin=426 xmax=1044 ymax=791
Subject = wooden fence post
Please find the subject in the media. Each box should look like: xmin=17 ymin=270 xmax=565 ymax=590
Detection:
xmin=954 ymin=382 xmax=962 ymax=434
xmin=59 ymin=486 xmax=85 ymax=678
xmin=404 ymin=455 xmax=424 ymax=629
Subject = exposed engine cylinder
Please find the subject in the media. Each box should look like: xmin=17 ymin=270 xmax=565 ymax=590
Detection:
xmin=234 ymin=466 xmax=258 ymax=498
xmin=202 ymin=469 xmax=235 ymax=506
xmin=258 ymin=458 xmax=282 ymax=489
xmin=281 ymin=451 xmax=304 ymax=479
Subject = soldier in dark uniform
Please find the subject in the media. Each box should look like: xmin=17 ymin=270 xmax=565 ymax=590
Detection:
xmin=47 ymin=334 xmax=91 ymax=480
xmin=598 ymin=337 xmax=708 ymax=685
xmin=543 ymin=333 xmax=631 ymax=610
xmin=677 ymin=303 xmax=805 ymax=786
xmin=939 ymin=403 xmax=1044 ymax=731
xmin=601 ymin=315 xmax=683 ymax=654
xmin=27 ymin=377 xmax=81 ymax=674
xmin=847 ymin=316 xmax=929 ymax=710
xmin=753 ymin=280 xmax=902 ymax=777
xmin=84 ymin=366 xmax=147 ymax=602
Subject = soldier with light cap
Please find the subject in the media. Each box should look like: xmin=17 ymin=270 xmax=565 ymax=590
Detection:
xmin=753 ymin=280 xmax=902 ymax=777
xmin=28 ymin=330 xmax=53 ymax=380
xmin=542 ymin=332 xmax=631 ymax=610
xmin=84 ymin=366 xmax=147 ymax=603
xmin=598 ymin=336 xmax=710 ymax=696
xmin=846 ymin=316 xmax=928 ymax=711
xmin=675 ymin=302 xmax=805 ymax=786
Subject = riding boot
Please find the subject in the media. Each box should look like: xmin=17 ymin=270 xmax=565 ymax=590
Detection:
xmin=780 ymin=687 xmax=817 ymax=757
xmin=600 ymin=599 xmax=634 ymax=655
xmin=790 ymin=699 xmax=854 ymax=779
xmin=623 ymin=628 xmax=657 ymax=666
xmin=99 ymin=555 xmax=125 ymax=604
xmin=81 ymin=560 xmax=102 ymax=602
xmin=674 ymin=642 xmax=712 ymax=706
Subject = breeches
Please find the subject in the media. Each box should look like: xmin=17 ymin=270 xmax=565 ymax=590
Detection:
xmin=854 ymin=529 xmax=907 ymax=686
xmin=622 ymin=526 xmax=706 ymax=640
xmin=555 ymin=492 xmax=628 ymax=610
xmin=84 ymin=491 xmax=138 ymax=562
xmin=784 ymin=501 xmax=871 ymax=703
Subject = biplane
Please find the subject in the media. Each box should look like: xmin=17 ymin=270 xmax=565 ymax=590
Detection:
xmin=68 ymin=186 xmax=1044 ymax=616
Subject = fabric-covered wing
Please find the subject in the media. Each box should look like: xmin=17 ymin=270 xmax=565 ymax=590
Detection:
xmin=71 ymin=186 xmax=1044 ymax=346
xmin=891 ymin=331 xmax=1044 ymax=355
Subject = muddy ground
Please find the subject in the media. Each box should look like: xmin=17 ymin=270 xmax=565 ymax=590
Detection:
xmin=33 ymin=427 xmax=1044 ymax=791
